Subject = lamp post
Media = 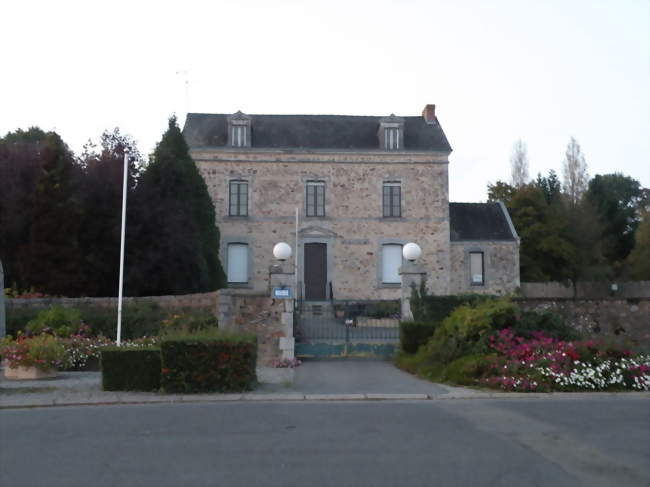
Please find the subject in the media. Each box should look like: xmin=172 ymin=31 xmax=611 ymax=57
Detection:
xmin=400 ymin=242 xmax=423 ymax=321
xmin=403 ymin=242 xmax=422 ymax=262
xmin=273 ymin=242 xmax=292 ymax=262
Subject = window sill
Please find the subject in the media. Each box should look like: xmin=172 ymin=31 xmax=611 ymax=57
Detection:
xmin=228 ymin=282 xmax=253 ymax=289
xmin=378 ymin=283 xmax=401 ymax=289
xmin=381 ymin=217 xmax=403 ymax=221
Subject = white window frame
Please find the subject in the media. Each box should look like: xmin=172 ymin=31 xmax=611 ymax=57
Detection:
xmin=231 ymin=125 xmax=247 ymax=148
xmin=470 ymin=251 xmax=485 ymax=286
xmin=227 ymin=243 xmax=249 ymax=284
xmin=384 ymin=127 xmax=400 ymax=150
xmin=382 ymin=244 xmax=403 ymax=284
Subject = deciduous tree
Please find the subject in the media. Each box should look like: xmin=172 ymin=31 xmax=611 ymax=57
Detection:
xmin=510 ymin=139 xmax=529 ymax=188
xmin=562 ymin=137 xmax=589 ymax=206
xmin=585 ymin=173 xmax=643 ymax=271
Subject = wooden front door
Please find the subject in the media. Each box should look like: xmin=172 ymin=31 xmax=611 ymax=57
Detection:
xmin=304 ymin=243 xmax=327 ymax=300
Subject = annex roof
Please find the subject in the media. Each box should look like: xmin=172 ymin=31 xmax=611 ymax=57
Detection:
xmin=183 ymin=112 xmax=452 ymax=152
xmin=449 ymin=202 xmax=518 ymax=241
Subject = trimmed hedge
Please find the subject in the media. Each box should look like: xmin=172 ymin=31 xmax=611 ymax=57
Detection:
xmin=400 ymin=321 xmax=438 ymax=354
xmin=101 ymin=347 xmax=161 ymax=391
xmin=160 ymin=335 xmax=257 ymax=393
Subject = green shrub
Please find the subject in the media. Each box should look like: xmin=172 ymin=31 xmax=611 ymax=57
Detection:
xmin=514 ymin=310 xmax=577 ymax=341
xmin=409 ymin=283 xmax=495 ymax=326
xmin=443 ymin=354 xmax=492 ymax=385
xmin=160 ymin=309 xmax=218 ymax=336
xmin=400 ymin=321 xmax=438 ymax=354
xmin=422 ymin=298 xmax=519 ymax=365
xmin=364 ymin=301 xmax=400 ymax=319
xmin=8 ymin=304 xmax=217 ymax=340
xmin=100 ymin=347 xmax=161 ymax=391
xmin=6 ymin=307 xmax=41 ymax=336
xmin=160 ymin=332 xmax=256 ymax=393
xmin=26 ymin=306 xmax=82 ymax=337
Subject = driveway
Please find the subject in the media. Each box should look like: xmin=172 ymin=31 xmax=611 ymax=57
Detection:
xmin=265 ymin=359 xmax=449 ymax=395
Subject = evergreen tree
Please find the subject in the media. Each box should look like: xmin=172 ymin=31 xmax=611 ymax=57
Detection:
xmin=126 ymin=116 xmax=225 ymax=295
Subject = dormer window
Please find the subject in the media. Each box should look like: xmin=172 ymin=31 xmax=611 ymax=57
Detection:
xmin=385 ymin=127 xmax=400 ymax=150
xmin=228 ymin=111 xmax=251 ymax=148
xmin=231 ymin=125 xmax=247 ymax=147
xmin=378 ymin=115 xmax=404 ymax=151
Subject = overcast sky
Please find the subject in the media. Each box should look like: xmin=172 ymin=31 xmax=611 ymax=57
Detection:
xmin=2 ymin=0 xmax=648 ymax=202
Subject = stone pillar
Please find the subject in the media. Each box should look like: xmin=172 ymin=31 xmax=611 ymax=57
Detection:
xmin=399 ymin=262 xmax=427 ymax=321
xmin=217 ymin=289 xmax=234 ymax=331
xmin=269 ymin=265 xmax=295 ymax=360
xmin=0 ymin=260 xmax=5 ymax=337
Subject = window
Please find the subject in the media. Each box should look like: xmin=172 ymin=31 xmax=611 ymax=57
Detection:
xmin=470 ymin=252 xmax=484 ymax=285
xmin=383 ymin=182 xmax=401 ymax=217
xmin=229 ymin=180 xmax=248 ymax=216
xmin=231 ymin=125 xmax=247 ymax=147
xmin=227 ymin=243 xmax=248 ymax=283
xmin=306 ymin=181 xmax=325 ymax=217
xmin=382 ymin=244 xmax=403 ymax=284
xmin=385 ymin=127 xmax=400 ymax=150
xmin=228 ymin=111 xmax=251 ymax=147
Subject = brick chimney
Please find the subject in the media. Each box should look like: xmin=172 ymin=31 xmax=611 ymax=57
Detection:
xmin=422 ymin=104 xmax=436 ymax=124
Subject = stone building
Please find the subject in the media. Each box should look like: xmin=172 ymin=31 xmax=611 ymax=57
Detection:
xmin=183 ymin=105 xmax=519 ymax=301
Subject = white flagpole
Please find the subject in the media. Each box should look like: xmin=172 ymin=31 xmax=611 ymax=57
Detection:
xmin=116 ymin=150 xmax=129 ymax=345
xmin=295 ymin=207 xmax=299 ymax=299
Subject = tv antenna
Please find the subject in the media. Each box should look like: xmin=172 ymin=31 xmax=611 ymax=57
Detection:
xmin=176 ymin=69 xmax=190 ymax=116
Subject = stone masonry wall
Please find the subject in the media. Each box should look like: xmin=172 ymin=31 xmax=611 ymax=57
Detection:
xmin=520 ymin=281 xmax=650 ymax=299
xmin=217 ymin=290 xmax=289 ymax=366
xmin=193 ymin=149 xmax=451 ymax=299
xmin=516 ymin=298 xmax=650 ymax=347
xmin=6 ymin=291 xmax=219 ymax=313
xmin=449 ymin=241 xmax=520 ymax=295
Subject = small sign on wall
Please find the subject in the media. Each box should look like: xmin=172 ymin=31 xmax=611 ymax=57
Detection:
xmin=273 ymin=287 xmax=293 ymax=299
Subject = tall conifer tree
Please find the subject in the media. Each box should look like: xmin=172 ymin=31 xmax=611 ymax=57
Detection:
xmin=126 ymin=116 xmax=225 ymax=295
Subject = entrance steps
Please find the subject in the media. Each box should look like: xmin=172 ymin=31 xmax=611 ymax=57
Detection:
xmin=300 ymin=301 xmax=335 ymax=319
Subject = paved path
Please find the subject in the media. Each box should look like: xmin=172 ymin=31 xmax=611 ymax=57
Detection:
xmin=1 ymin=397 xmax=649 ymax=486
xmin=1 ymin=360 xmax=648 ymax=409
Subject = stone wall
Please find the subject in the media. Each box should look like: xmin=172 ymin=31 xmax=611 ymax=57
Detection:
xmin=520 ymin=281 xmax=650 ymax=299
xmin=217 ymin=290 xmax=292 ymax=367
xmin=193 ymin=149 xmax=452 ymax=299
xmin=6 ymin=291 xmax=219 ymax=313
xmin=449 ymin=241 xmax=520 ymax=295
xmin=516 ymin=298 xmax=650 ymax=347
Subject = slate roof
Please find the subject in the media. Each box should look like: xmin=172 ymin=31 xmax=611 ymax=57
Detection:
xmin=449 ymin=203 xmax=518 ymax=241
xmin=183 ymin=113 xmax=452 ymax=152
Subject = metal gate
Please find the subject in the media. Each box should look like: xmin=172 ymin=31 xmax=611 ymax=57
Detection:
xmin=294 ymin=300 xmax=400 ymax=359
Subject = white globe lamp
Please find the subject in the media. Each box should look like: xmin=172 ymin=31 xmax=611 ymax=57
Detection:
xmin=273 ymin=242 xmax=292 ymax=261
xmin=403 ymin=242 xmax=422 ymax=262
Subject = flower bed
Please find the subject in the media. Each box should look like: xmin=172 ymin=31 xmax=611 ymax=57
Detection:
xmin=480 ymin=328 xmax=650 ymax=392
xmin=1 ymin=334 xmax=65 ymax=372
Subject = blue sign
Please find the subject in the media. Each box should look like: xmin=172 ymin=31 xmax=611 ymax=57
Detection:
xmin=273 ymin=287 xmax=292 ymax=299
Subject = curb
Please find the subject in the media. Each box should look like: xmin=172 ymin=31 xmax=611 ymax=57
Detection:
xmin=1 ymin=391 xmax=648 ymax=409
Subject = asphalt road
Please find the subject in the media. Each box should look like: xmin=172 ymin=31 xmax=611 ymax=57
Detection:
xmin=1 ymin=397 xmax=648 ymax=487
